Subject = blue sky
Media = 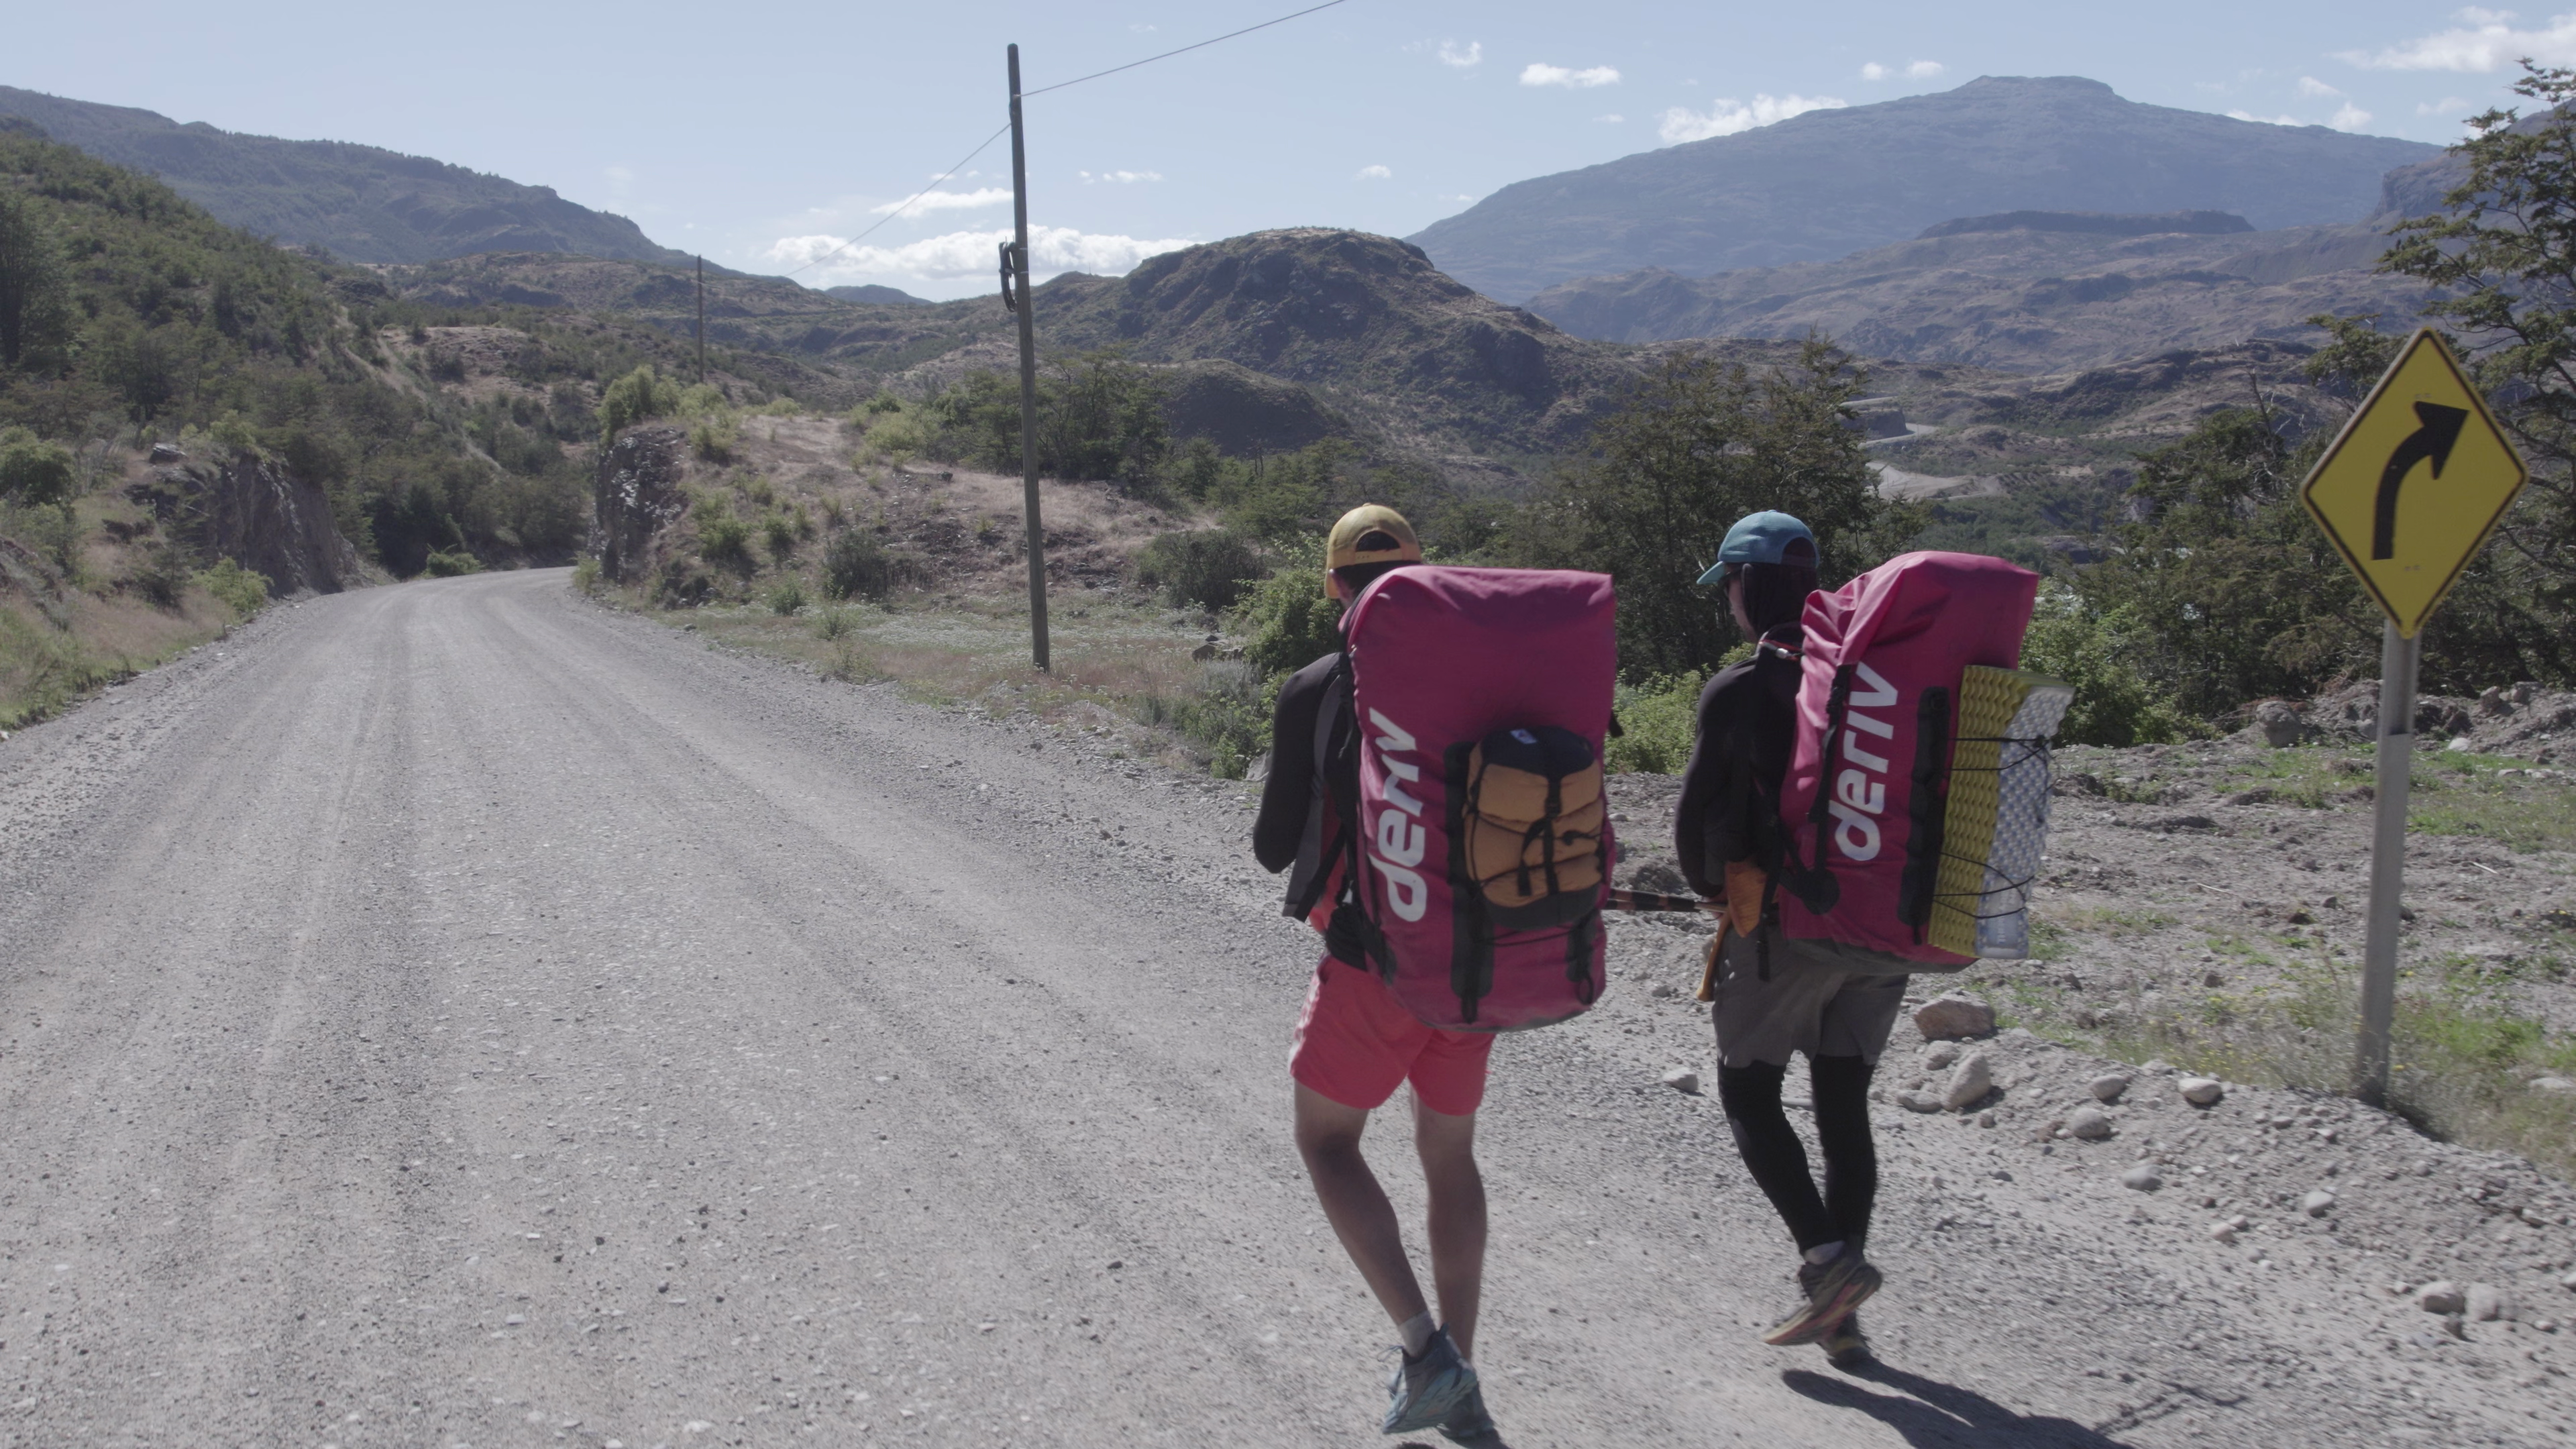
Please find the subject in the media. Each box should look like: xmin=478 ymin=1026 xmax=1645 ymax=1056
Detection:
xmin=11 ymin=2 xmax=2571 ymax=297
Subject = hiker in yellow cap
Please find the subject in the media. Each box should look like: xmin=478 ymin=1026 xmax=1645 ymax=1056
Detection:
xmin=1322 ymin=504 xmax=1423 ymax=596
xmin=1252 ymin=504 xmax=1502 ymax=1446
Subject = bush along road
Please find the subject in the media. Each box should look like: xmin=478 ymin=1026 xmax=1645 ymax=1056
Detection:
xmin=0 ymin=569 xmax=2569 ymax=1447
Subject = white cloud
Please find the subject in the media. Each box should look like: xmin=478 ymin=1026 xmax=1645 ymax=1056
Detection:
xmin=1438 ymin=40 xmax=1482 ymax=69
xmin=1521 ymin=62 xmax=1621 ymax=89
xmin=1594 ymin=113 xmax=1625 ymax=123
xmin=1079 ymin=170 xmax=1163 ymax=184
xmin=1356 ymin=164 xmax=1393 ymax=180
xmin=1658 ymin=93 xmax=1847 ymax=144
xmin=2330 ymin=102 xmax=2375 ymax=130
xmin=2227 ymin=109 xmax=2306 ymax=125
xmin=2341 ymin=8 xmax=2576 ymax=71
xmin=869 ymin=186 xmax=1014 ymax=216
xmin=2418 ymin=94 xmax=2476 ymax=115
xmin=1860 ymin=61 xmax=1890 ymax=81
xmin=2297 ymin=74 xmax=2345 ymax=97
xmin=765 ymin=225 xmax=1193 ymax=284
xmin=1907 ymin=60 xmax=1945 ymax=78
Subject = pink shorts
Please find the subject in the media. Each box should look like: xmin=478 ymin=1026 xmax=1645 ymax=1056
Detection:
xmin=1290 ymin=957 xmax=1495 ymax=1117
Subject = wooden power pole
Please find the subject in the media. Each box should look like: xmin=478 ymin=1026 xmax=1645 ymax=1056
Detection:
xmin=695 ymin=255 xmax=707 ymax=383
xmin=1006 ymin=42 xmax=1051 ymax=672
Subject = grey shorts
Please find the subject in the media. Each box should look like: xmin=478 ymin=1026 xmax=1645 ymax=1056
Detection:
xmin=1710 ymin=928 xmax=1909 ymax=1069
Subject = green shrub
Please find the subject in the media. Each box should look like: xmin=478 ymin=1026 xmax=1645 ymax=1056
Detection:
xmin=130 ymin=543 xmax=190 ymax=608
xmin=763 ymin=511 xmax=799 ymax=564
xmin=572 ymin=555 xmax=603 ymax=596
xmin=694 ymin=494 xmax=753 ymax=569
xmin=1179 ymin=661 xmax=1275 ymax=778
xmin=814 ymin=604 xmax=856 ymax=640
xmin=765 ymin=577 xmax=806 ymax=615
xmin=0 ymin=429 xmax=76 ymax=506
xmin=1134 ymin=529 xmax=1267 ymax=611
xmin=422 ymin=548 xmax=483 ymax=578
xmin=1606 ymin=671 xmax=1706 ymax=774
xmin=822 ymin=529 xmax=898 ymax=601
xmin=194 ymin=557 xmax=271 ymax=616
xmin=598 ymin=365 xmax=681 ymax=443
xmin=1234 ymin=552 xmax=1342 ymax=675
xmin=2019 ymin=582 xmax=2190 ymax=747
xmin=688 ymin=415 xmax=739 ymax=463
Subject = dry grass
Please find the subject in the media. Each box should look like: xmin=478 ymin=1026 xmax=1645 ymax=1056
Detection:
xmin=0 ymin=586 xmax=237 ymax=729
xmin=639 ymin=587 xmax=1240 ymax=769
xmin=1981 ymin=945 xmax=2576 ymax=1180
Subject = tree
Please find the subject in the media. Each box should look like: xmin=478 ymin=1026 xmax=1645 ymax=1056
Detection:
xmin=2380 ymin=62 xmax=2576 ymax=682
xmin=0 ymin=426 xmax=75 ymax=505
xmin=0 ymin=190 xmax=74 ymax=372
xmin=1516 ymin=339 xmax=1895 ymax=679
xmin=2071 ymin=408 xmax=2377 ymax=720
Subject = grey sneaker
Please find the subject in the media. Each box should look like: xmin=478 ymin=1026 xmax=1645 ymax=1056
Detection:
xmin=1819 ymin=1311 xmax=1874 ymax=1370
xmin=1383 ymin=1327 xmax=1478 ymax=1436
xmin=1761 ymin=1253 xmax=1882 ymax=1347
xmin=1438 ymin=1381 xmax=1506 ymax=1447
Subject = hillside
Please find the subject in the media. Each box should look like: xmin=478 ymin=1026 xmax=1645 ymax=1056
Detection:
xmin=0 ymin=87 xmax=693 ymax=267
xmin=385 ymin=231 xmax=1653 ymax=464
xmin=1409 ymin=76 xmax=2440 ymax=301
xmin=1524 ymin=213 xmax=2430 ymax=371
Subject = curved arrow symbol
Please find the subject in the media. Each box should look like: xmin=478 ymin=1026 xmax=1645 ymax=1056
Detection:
xmin=2374 ymin=402 xmax=2470 ymax=560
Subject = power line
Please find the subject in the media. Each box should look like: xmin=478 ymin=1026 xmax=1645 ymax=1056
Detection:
xmin=1021 ymin=0 xmax=1352 ymax=98
xmin=780 ymin=121 xmax=1012 ymax=280
xmin=786 ymin=0 xmax=1353 ymax=280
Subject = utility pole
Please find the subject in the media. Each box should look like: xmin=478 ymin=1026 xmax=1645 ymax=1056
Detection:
xmin=1006 ymin=42 xmax=1051 ymax=672
xmin=695 ymin=255 xmax=708 ymax=384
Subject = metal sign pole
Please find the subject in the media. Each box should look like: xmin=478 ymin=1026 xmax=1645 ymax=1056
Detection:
xmin=2356 ymin=622 xmax=2420 ymax=1107
xmin=1006 ymin=43 xmax=1052 ymax=672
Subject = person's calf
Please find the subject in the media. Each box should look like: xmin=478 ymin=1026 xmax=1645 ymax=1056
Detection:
xmin=1413 ymin=1099 xmax=1487 ymax=1359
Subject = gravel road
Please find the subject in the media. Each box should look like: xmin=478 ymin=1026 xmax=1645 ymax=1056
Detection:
xmin=0 ymin=570 xmax=2568 ymax=1448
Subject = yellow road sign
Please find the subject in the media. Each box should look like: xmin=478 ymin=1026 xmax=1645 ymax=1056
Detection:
xmin=2300 ymin=328 xmax=2528 ymax=637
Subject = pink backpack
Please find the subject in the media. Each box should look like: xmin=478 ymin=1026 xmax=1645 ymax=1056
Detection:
xmin=1774 ymin=551 xmax=2040 ymax=965
xmin=1340 ymin=566 xmax=1618 ymax=1030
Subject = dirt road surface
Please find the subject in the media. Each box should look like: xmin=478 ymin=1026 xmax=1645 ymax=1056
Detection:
xmin=0 ymin=570 xmax=2567 ymax=1448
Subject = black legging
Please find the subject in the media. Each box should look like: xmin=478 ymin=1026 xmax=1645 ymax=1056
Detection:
xmin=1716 ymin=1055 xmax=1877 ymax=1254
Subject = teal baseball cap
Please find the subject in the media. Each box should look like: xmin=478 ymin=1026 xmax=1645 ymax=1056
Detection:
xmin=1695 ymin=511 xmax=1818 ymax=586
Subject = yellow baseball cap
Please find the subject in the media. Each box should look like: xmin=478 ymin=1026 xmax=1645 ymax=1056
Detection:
xmin=1324 ymin=504 xmax=1424 ymax=596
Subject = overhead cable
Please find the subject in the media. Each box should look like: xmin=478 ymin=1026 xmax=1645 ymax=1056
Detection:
xmin=1020 ymin=0 xmax=1354 ymax=98
xmin=780 ymin=122 xmax=1013 ymax=280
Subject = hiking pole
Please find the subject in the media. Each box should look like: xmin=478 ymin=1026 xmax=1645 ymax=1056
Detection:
xmin=2355 ymin=622 xmax=2418 ymax=1109
xmin=1606 ymin=888 xmax=1707 ymax=914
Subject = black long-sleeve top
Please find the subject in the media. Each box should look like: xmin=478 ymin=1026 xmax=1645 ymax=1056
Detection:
xmin=1672 ymin=633 xmax=1804 ymax=897
xmin=1252 ymin=651 xmax=1346 ymax=872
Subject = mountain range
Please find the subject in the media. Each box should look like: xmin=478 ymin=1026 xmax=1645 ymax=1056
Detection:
xmin=1407 ymin=76 xmax=2441 ymax=303
xmin=0 ymin=87 xmax=694 ymax=267
xmin=1519 ymin=211 xmax=2430 ymax=372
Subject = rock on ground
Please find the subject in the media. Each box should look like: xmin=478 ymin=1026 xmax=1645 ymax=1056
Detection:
xmin=1913 ymin=995 xmax=1996 ymax=1040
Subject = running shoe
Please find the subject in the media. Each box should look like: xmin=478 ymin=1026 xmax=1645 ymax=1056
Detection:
xmin=1437 ymin=1381 xmax=1506 ymax=1448
xmin=1383 ymin=1326 xmax=1478 ymax=1436
xmin=1819 ymin=1311 xmax=1874 ymax=1370
xmin=1760 ymin=1253 xmax=1882 ymax=1347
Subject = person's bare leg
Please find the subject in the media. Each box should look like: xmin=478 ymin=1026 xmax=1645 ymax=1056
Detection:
xmin=1294 ymin=1084 xmax=1432 ymax=1332
xmin=1413 ymin=1095 xmax=1487 ymax=1360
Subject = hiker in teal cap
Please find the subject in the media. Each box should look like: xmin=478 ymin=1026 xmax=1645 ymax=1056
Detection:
xmin=1675 ymin=508 xmax=1901 ymax=1369
xmin=1695 ymin=511 xmax=1818 ymax=589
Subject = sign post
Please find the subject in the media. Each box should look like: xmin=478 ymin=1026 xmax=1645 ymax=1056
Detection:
xmin=2297 ymin=327 xmax=2527 ymax=1106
